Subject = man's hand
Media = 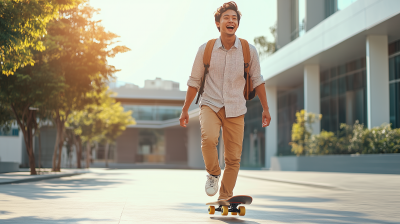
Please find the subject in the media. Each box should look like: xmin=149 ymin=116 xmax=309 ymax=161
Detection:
xmin=179 ymin=109 xmax=189 ymax=127
xmin=262 ymin=110 xmax=271 ymax=127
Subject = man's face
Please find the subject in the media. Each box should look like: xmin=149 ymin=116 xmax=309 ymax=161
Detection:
xmin=216 ymin=9 xmax=239 ymax=35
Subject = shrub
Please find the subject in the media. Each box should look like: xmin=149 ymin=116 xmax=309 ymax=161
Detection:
xmin=304 ymin=120 xmax=400 ymax=155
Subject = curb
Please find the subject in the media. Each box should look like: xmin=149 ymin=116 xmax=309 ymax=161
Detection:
xmin=238 ymin=175 xmax=346 ymax=191
xmin=0 ymin=171 xmax=89 ymax=185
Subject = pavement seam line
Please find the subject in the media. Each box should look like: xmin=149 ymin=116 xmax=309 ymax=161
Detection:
xmin=118 ymin=201 xmax=127 ymax=224
xmin=238 ymin=174 xmax=347 ymax=191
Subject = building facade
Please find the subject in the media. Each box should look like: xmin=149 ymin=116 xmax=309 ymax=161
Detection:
xmin=264 ymin=0 xmax=400 ymax=168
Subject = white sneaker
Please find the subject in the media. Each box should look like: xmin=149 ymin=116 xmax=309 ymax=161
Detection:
xmin=205 ymin=174 xmax=220 ymax=196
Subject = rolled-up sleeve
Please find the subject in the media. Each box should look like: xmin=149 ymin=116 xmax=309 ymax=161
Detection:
xmin=187 ymin=44 xmax=206 ymax=90
xmin=249 ymin=44 xmax=264 ymax=88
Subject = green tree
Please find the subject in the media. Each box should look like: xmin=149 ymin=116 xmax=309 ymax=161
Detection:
xmin=0 ymin=0 xmax=80 ymax=76
xmin=99 ymin=93 xmax=135 ymax=167
xmin=290 ymin=109 xmax=322 ymax=156
xmin=254 ymin=24 xmax=276 ymax=59
xmin=0 ymin=61 xmax=64 ymax=175
xmin=67 ymin=88 xmax=135 ymax=168
xmin=39 ymin=1 xmax=130 ymax=171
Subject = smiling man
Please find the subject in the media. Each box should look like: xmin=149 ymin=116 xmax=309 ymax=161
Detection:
xmin=179 ymin=1 xmax=271 ymax=201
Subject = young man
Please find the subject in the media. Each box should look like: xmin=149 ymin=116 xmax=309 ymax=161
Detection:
xmin=179 ymin=1 xmax=271 ymax=200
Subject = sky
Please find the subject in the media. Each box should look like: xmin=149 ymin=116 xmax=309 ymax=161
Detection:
xmin=89 ymin=0 xmax=277 ymax=90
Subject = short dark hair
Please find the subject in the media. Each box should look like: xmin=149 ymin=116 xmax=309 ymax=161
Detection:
xmin=214 ymin=1 xmax=241 ymax=32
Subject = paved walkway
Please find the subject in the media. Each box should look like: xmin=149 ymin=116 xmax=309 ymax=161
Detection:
xmin=0 ymin=169 xmax=89 ymax=185
xmin=0 ymin=169 xmax=399 ymax=223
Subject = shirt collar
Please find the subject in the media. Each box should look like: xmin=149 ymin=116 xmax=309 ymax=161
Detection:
xmin=216 ymin=36 xmax=239 ymax=49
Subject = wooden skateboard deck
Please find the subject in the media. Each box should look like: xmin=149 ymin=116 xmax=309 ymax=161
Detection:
xmin=206 ymin=195 xmax=252 ymax=216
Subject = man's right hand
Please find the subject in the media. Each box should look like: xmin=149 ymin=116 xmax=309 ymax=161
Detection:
xmin=179 ymin=110 xmax=189 ymax=127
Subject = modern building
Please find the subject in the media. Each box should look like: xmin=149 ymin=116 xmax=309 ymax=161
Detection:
xmin=263 ymin=0 xmax=400 ymax=168
xmin=106 ymin=77 xmax=265 ymax=169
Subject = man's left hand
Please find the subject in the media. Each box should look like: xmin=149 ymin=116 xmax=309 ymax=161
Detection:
xmin=262 ymin=110 xmax=271 ymax=127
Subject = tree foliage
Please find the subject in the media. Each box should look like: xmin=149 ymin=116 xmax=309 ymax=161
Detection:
xmin=0 ymin=0 xmax=80 ymax=76
xmin=254 ymin=24 xmax=276 ymax=59
xmin=0 ymin=0 xmax=131 ymax=174
xmin=0 ymin=59 xmax=64 ymax=174
xmin=289 ymin=110 xmax=322 ymax=156
xmin=66 ymin=87 xmax=135 ymax=168
xmin=37 ymin=1 xmax=130 ymax=171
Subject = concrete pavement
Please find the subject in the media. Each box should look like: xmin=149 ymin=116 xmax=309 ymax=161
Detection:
xmin=0 ymin=169 xmax=399 ymax=223
xmin=0 ymin=169 xmax=89 ymax=185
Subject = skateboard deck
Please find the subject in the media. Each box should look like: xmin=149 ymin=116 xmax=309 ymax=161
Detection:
xmin=206 ymin=195 xmax=252 ymax=216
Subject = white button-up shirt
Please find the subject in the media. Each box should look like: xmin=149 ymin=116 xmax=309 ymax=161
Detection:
xmin=187 ymin=36 xmax=264 ymax=118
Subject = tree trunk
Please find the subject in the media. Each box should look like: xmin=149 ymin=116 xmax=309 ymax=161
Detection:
xmin=104 ymin=141 xmax=109 ymax=168
xmin=11 ymin=105 xmax=37 ymax=175
xmin=86 ymin=141 xmax=91 ymax=168
xmin=52 ymin=117 xmax=60 ymax=171
xmin=76 ymin=136 xmax=82 ymax=168
xmin=38 ymin=131 xmax=42 ymax=172
xmin=25 ymin=118 xmax=37 ymax=175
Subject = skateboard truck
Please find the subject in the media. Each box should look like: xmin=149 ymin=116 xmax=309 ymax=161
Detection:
xmin=206 ymin=195 xmax=251 ymax=216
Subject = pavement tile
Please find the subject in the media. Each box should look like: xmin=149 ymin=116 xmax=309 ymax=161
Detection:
xmin=0 ymin=169 xmax=399 ymax=223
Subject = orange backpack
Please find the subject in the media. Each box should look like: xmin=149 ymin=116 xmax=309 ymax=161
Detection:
xmin=195 ymin=38 xmax=256 ymax=104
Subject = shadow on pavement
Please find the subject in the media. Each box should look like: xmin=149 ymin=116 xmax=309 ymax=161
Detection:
xmin=176 ymin=197 xmax=396 ymax=224
xmin=252 ymin=199 xmax=397 ymax=224
xmin=253 ymin=194 xmax=335 ymax=203
xmin=0 ymin=216 xmax=114 ymax=223
xmin=210 ymin=217 xmax=261 ymax=224
xmin=0 ymin=172 xmax=130 ymax=200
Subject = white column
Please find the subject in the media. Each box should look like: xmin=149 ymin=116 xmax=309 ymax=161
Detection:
xmin=304 ymin=64 xmax=321 ymax=134
xmin=218 ymin=132 xmax=225 ymax=170
xmin=277 ymin=0 xmax=292 ymax=49
xmin=305 ymin=0 xmax=325 ymax=31
xmin=187 ymin=116 xmax=205 ymax=169
xmin=366 ymin=35 xmax=390 ymax=128
xmin=265 ymin=86 xmax=277 ymax=169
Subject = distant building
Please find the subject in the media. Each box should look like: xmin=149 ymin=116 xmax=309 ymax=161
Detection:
xmin=144 ymin=77 xmax=180 ymax=90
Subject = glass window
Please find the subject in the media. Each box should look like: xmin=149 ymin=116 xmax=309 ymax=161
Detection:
xmin=331 ymin=79 xmax=338 ymax=96
xmin=389 ymin=54 xmax=400 ymax=128
xmin=320 ymin=57 xmax=367 ymax=133
xmin=123 ymin=105 xmax=182 ymax=121
xmin=0 ymin=127 xmax=19 ymax=136
xmin=389 ymin=58 xmax=395 ymax=81
xmin=338 ymin=77 xmax=346 ymax=95
xmin=137 ymin=129 xmax=165 ymax=163
xmin=331 ymin=67 xmax=338 ymax=78
xmin=277 ymin=85 xmax=304 ymax=155
xmin=337 ymin=0 xmax=357 ymax=11
xmin=242 ymin=97 xmax=265 ymax=167
xmin=325 ymin=0 xmax=336 ymax=18
xmin=321 ymin=83 xmax=330 ymax=98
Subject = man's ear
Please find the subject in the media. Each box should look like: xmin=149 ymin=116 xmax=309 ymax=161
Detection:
xmin=215 ymin=21 xmax=220 ymax=31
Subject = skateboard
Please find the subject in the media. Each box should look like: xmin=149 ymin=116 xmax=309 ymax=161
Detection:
xmin=206 ymin=195 xmax=252 ymax=216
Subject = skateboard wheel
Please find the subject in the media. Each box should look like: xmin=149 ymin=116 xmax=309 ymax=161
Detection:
xmin=208 ymin=206 xmax=215 ymax=215
xmin=231 ymin=212 xmax=238 ymax=215
xmin=239 ymin=206 xmax=246 ymax=216
xmin=221 ymin=206 xmax=229 ymax=216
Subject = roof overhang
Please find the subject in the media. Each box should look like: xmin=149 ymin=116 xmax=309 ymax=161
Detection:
xmin=262 ymin=0 xmax=400 ymax=89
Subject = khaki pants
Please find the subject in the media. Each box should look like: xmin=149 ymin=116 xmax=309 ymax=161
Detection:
xmin=199 ymin=106 xmax=244 ymax=199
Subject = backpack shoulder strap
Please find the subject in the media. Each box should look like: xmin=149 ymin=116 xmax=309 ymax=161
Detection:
xmin=195 ymin=39 xmax=217 ymax=104
xmin=203 ymin=39 xmax=217 ymax=67
xmin=239 ymin=38 xmax=254 ymax=100
xmin=239 ymin=38 xmax=250 ymax=65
